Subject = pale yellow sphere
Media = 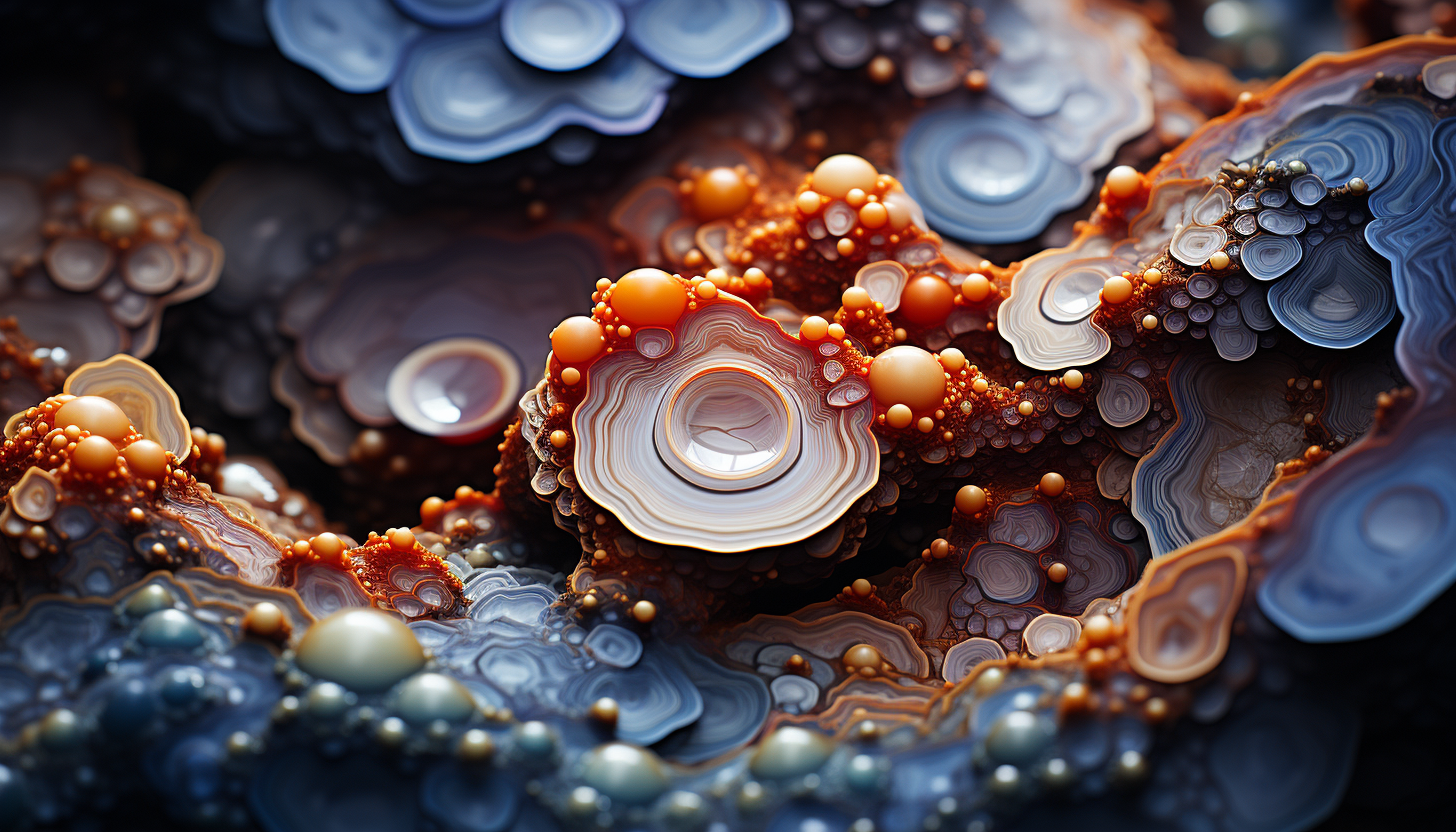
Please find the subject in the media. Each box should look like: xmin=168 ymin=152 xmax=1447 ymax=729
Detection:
xmin=811 ymin=154 xmax=879 ymax=199
xmin=886 ymin=403 xmax=913 ymax=429
xmin=1105 ymin=166 xmax=1142 ymax=199
xmin=868 ymin=345 xmax=947 ymax=412
xmin=939 ymin=348 xmax=966 ymax=372
xmin=1061 ymin=369 xmax=1084 ymax=389
xmin=55 ymin=396 xmax=131 ymax=443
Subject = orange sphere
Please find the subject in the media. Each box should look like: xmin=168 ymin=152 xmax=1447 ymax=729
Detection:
xmin=961 ymin=273 xmax=992 ymax=303
xmin=898 ymin=276 xmax=955 ymax=326
xmin=868 ymin=345 xmax=946 ymax=412
xmin=842 ymin=286 xmax=873 ymax=310
xmin=611 ymin=269 xmax=687 ymax=327
xmin=1102 ymin=276 xmax=1133 ymax=305
xmin=551 ymin=316 xmax=606 ymax=364
xmin=1105 ymin=165 xmax=1142 ymax=199
xmin=122 ymin=439 xmax=168 ymax=479
xmin=55 ymin=396 xmax=131 ymax=443
xmin=955 ymin=485 xmax=987 ymax=515
xmin=72 ymin=435 xmax=118 ymax=473
xmin=691 ymin=167 xmax=752 ymax=220
xmin=311 ymin=532 xmax=345 ymax=560
xmin=1039 ymin=472 xmax=1067 ymax=497
xmin=857 ymin=201 xmax=888 ymax=229
xmin=799 ymin=316 xmax=829 ymax=341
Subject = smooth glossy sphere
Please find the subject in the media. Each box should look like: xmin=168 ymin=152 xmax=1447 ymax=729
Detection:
xmin=664 ymin=791 xmax=707 ymax=829
xmin=0 ymin=764 xmax=26 ymax=824
xmin=514 ymin=720 xmax=556 ymax=759
xmin=122 ymin=439 xmax=168 ymax=479
xmin=306 ymin=682 xmax=350 ymax=717
xmin=160 ymin=667 xmax=206 ymax=706
xmin=843 ymin=643 xmax=881 ymax=672
xmin=1061 ymin=369 xmax=1084 ymax=389
xmin=456 ymin=728 xmax=494 ymax=760
xmin=1039 ymin=472 xmax=1067 ymax=497
xmin=799 ymin=316 xmax=829 ymax=340
xmin=39 ymin=709 xmax=83 ymax=751
xmin=55 ymin=396 xmax=131 ymax=442
xmin=845 ymin=754 xmax=883 ymax=791
xmin=961 ymin=273 xmax=992 ymax=302
xmin=868 ymin=346 xmax=947 ymax=412
xmin=589 ymin=697 xmax=620 ymax=723
xmin=124 ymin=584 xmax=176 ymax=617
xmin=842 ymin=286 xmax=872 ymax=310
xmin=748 ymin=726 xmax=835 ymax=779
xmin=858 ymin=201 xmax=888 ymax=228
xmin=94 ymin=202 xmax=141 ymax=238
xmin=692 ymin=168 xmax=752 ymax=220
xmin=294 ymin=609 xmax=426 ymax=692
xmin=581 ymin=743 xmax=670 ymax=805
xmin=811 ymin=155 xmax=879 ymax=199
xmin=244 ymin=602 xmax=285 ymax=637
xmin=310 ymin=532 xmax=345 ymax=560
xmin=100 ymin=678 xmax=154 ymax=738
xmin=986 ymin=710 xmax=1055 ymax=765
xmin=612 ymin=269 xmax=687 ymax=327
xmin=395 ymin=672 xmax=476 ymax=725
xmin=956 ymin=485 xmax=987 ymax=514
xmin=137 ymin=609 xmax=205 ymax=649
xmin=1105 ymin=165 xmax=1142 ymax=198
xmin=71 ymin=435 xmax=118 ymax=473
xmin=899 ymin=276 xmax=956 ymax=325
xmin=1101 ymin=276 xmax=1134 ymax=305
xmin=551 ymin=316 xmax=606 ymax=364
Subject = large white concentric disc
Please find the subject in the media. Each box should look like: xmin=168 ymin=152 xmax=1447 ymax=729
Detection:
xmin=573 ymin=297 xmax=878 ymax=552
